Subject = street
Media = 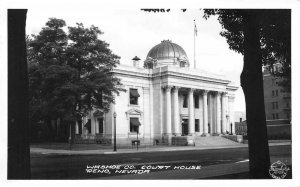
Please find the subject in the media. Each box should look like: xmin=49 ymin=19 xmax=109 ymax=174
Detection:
xmin=30 ymin=144 xmax=291 ymax=179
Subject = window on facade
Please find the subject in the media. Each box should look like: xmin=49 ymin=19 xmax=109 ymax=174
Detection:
xmin=98 ymin=118 xmax=104 ymax=134
xmin=272 ymin=114 xmax=275 ymax=119
xmin=272 ymin=102 xmax=275 ymax=109
xmin=286 ymin=102 xmax=290 ymax=108
xmin=276 ymin=113 xmax=279 ymax=119
xmin=276 ymin=102 xmax=278 ymax=109
xmin=194 ymin=95 xmax=199 ymax=108
xmin=276 ymin=90 xmax=278 ymax=96
xmin=272 ymin=90 xmax=275 ymax=97
xmin=183 ymin=94 xmax=188 ymax=108
xmin=130 ymin=118 xmax=141 ymax=133
xmin=195 ymin=119 xmax=199 ymax=132
xmin=84 ymin=119 xmax=91 ymax=133
xmin=180 ymin=61 xmax=185 ymax=67
xmin=129 ymin=88 xmax=140 ymax=105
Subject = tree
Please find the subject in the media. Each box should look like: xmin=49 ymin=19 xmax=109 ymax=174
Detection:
xmin=203 ymin=9 xmax=290 ymax=178
xmin=27 ymin=18 xmax=124 ymax=146
xmin=8 ymin=9 xmax=31 ymax=179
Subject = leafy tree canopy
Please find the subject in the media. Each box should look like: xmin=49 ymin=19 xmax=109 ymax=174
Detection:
xmin=28 ymin=18 xmax=124 ymax=123
xmin=204 ymin=9 xmax=291 ymax=91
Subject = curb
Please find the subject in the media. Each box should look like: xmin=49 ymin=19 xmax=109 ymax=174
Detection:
xmin=30 ymin=142 xmax=291 ymax=155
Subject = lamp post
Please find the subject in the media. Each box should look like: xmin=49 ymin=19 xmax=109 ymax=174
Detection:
xmin=226 ymin=114 xmax=229 ymax=134
xmin=136 ymin=128 xmax=139 ymax=151
xmin=113 ymin=112 xmax=117 ymax=151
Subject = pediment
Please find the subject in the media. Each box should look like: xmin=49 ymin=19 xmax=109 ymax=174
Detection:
xmin=125 ymin=108 xmax=143 ymax=115
xmin=125 ymin=108 xmax=143 ymax=119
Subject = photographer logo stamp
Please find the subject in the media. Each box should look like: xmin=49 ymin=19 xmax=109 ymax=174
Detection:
xmin=269 ymin=160 xmax=290 ymax=179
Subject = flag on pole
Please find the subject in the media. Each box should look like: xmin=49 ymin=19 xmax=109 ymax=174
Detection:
xmin=194 ymin=20 xmax=197 ymax=36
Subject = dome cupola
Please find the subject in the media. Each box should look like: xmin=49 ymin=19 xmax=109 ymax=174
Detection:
xmin=144 ymin=40 xmax=189 ymax=69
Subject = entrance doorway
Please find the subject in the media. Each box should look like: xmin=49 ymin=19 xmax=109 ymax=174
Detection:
xmin=181 ymin=119 xmax=189 ymax=136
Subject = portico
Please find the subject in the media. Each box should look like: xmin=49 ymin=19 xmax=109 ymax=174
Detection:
xmin=163 ymin=86 xmax=234 ymax=138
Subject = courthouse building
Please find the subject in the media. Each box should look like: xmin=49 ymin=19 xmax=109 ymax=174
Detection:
xmin=76 ymin=40 xmax=238 ymax=145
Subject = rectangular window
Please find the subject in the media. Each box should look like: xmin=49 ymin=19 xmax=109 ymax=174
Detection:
xmin=272 ymin=90 xmax=275 ymax=97
xmin=276 ymin=113 xmax=279 ymax=119
xmin=195 ymin=119 xmax=199 ymax=132
xmin=276 ymin=90 xmax=278 ymax=96
xmin=194 ymin=95 xmax=199 ymax=108
xmin=183 ymin=94 xmax=188 ymax=108
xmin=276 ymin=102 xmax=278 ymax=109
xmin=84 ymin=119 xmax=91 ymax=133
xmin=130 ymin=118 xmax=141 ymax=133
xmin=272 ymin=114 xmax=275 ymax=119
xmin=98 ymin=118 xmax=103 ymax=134
xmin=129 ymin=88 xmax=140 ymax=105
xmin=272 ymin=102 xmax=275 ymax=109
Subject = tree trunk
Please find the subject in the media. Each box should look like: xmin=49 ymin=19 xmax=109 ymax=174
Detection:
xmin=8 ymin=9 xmax=31 ymax=179
xmin=241 ymin=11 xmax=270 ymax=178
xmin=69 ymin=122 xmax=76 ymax=150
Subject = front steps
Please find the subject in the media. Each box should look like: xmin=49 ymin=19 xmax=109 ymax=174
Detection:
xmin=194 ymin=136 xmax=241 ymax=147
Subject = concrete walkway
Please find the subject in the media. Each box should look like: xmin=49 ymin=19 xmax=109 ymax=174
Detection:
xmin=30 ymin=142 xmax=291 ymax=155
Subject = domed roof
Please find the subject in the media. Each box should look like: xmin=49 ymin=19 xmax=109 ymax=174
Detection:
xmin=146 ymin=40 xmax=188 ymax=61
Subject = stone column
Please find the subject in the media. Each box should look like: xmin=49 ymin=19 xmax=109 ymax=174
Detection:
xmin=165 ymin=86 xmax=172 ymax=135
xmin=188 ymin=88 xmax=195 ymax=135
xmin=203 ymin=90 xmax=209 ymax=135
xmin=95 ymin=118 xmax=99 ymax=134
xmin=208 ymin=93 xmax=214 ymax=134
xmin=75 ymin=120 xmax=79 ymax=134
xmin=221 ymin=92 xmax=227 ymax=134
xmin=225 ymin=95 xmax=229 ymax=132
xmin=91 ymin=113 xmax=96 ymax=135
xmin=199 ymin=92 xmax=204 ymax=135
xmin=172 ymin=86 xmax=180 ymax=135
xmin=213 ymin=93 xmax=217 ymax=134
xmin=216 ymin=92 xmax=221 ymax=134
xmin=229 ymin=96 xmax=236 ymax=135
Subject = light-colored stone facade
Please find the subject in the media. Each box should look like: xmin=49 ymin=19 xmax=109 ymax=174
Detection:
xmin=75 ymin=40 xmax=238 ymax=145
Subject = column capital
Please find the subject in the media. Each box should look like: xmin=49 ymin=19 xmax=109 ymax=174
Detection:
xmin=162 ymin=85 xmax=173 ymax=91
xmin=189 ymin=88 xmax=196 ymax=93
xmin=173 ymin=86 xmax=180 ymax=92
xmin=216 ymin=91 xmax=222 ymax=96
xmin=222 ymin=91 xmax=228 ymax=96
xmin=200 ymin=90 xmax=209 ymax=95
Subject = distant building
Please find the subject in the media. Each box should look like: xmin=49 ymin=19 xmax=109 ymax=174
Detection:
xmin=234 ymin=111 xmax=246 ymax=122
xmin=235 ymin=64 xmax=291 ymax=139
xmin=235 ymin=119 xmax=247 ymax=136
xmin=263 ymin=64 xmax=291 ymax=120
xmin=235 ymin=119 xmax=291 ymax=139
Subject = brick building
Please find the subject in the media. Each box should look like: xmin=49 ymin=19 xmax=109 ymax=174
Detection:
xmin=263 ymin=65 xmax=291 ymax=120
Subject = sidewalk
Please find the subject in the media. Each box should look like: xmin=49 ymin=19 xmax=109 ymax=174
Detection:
xmin=30 ymin=141 xmax=291 ymax=155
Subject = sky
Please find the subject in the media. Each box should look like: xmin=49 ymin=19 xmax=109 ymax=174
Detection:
xmin=25 ymin=8 xmax=246 ymax=112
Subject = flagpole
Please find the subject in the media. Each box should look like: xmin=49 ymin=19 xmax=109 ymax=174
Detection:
xmin=194 ymin=19 xmax=196 ymax=69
